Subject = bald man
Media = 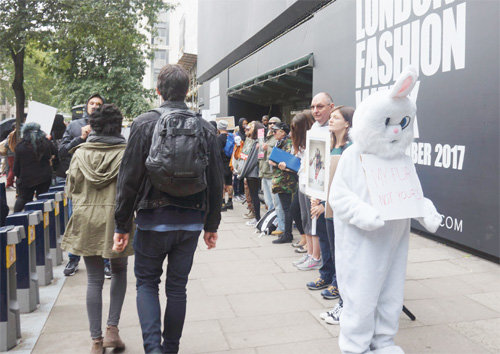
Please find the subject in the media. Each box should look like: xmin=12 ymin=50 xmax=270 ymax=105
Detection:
xmin=310 ymin=92 xmax=335 ymax=128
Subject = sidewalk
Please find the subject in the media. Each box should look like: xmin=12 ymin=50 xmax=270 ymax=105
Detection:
xmin=9 ymin=192 xmax=500 ymax=353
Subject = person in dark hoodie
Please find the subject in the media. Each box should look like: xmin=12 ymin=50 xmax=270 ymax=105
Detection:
xmin=59 ymin=93 xmax=107 ymax=277
xmin=61 ymin=104 xmax=131 ymax=353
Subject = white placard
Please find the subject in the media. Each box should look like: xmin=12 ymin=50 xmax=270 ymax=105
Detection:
xmin=25 ymin=101 xmax=57 ymax=135
xmin=210 ymin=96 xmax=220 ymax=115
xmin=305 ymin=129 xmax=331 ymax=200
xmin=361 ymin=154 xmax=426 ymax=221
xmin=210 ymin=78 xmax=220 ymax=98
xmin=201 ymin=109 xmax=211 ymax=121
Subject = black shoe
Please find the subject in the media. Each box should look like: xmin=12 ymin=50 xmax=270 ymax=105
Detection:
xmin=104 ymin=263 xmax=112 ymax=279
xmin=221 ymin=203 xmax=228 ymax=212
xmin=225 ymin=201 xmax=233 ymax=210
xmin=272 ymin=234 xmax=293 ymax=244
xmin=64 ymin=258 xmax=79 ymax=276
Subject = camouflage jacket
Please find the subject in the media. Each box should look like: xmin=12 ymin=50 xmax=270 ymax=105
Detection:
xmin=271 ymin=137 xmax=298 ymax=194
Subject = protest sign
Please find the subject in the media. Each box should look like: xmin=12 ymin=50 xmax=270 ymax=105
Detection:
xmin=361 ymin=154 xmax=426 ymax=221
xmin=25 ymin=101 xmax=57 ymax=135
xmin=215 ymin=116 xmax=235 ymax=130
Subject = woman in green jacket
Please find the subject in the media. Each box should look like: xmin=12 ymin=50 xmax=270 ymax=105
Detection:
xmin=61 ymin=104 xmax=132 ymax=353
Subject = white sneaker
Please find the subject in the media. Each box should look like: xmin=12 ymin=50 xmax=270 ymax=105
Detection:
xmin=324 ymin=302 xmax=342 ymax=325
xmin=296 ymin=257 xmax=322 ymax=271
xmin=292 ymin=254 xmax=309 ymax=266
xmin=245 ymin=218 xmax=257 ymax=226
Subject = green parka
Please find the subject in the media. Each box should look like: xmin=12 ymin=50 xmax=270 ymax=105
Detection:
xmin=61 ymin=141 xmax=133 ymax=258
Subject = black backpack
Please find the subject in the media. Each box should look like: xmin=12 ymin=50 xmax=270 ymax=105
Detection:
xmin=145 ymin=108 xmax=209 ymax=197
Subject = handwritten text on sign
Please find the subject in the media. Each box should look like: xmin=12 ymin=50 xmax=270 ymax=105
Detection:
xmin=361 ymin=154 xmax=426 ymax=221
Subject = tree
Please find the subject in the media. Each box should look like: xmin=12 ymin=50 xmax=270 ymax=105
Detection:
xmin=0 ymin=0 xmax=71 ymax=133
xmin=0 ymin=0 xmax=168 ymax=131
xmin=46 ymin=0 xmax=169 ymax=118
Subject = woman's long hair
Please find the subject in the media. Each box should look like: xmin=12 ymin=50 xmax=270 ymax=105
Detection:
xmin=250 ymin=121 xmax=265 ymax=140
xmin=21 ymin=122 xmax=49 ymax=160
xmin=331 ymin=106 xmax=354 ymax=150
xmin=291 ymin=110 xmax=314 ymax=153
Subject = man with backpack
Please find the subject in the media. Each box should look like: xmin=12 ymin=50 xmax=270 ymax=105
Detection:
xmin=113 ymin=64 xmax=223 ymax=354
xmin=217 ymin=120 xmax=234 ymax=211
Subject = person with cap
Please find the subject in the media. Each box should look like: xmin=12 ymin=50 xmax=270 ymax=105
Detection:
xmin=59 ymin=93 xmax=111 ymax=278
xmin=217 ymin=120 xmax=234 ymax=211
xmin=269 ymin=122 xmax=298 ymax=243
xmin=258 ymin=117 xmax=280 ymax=212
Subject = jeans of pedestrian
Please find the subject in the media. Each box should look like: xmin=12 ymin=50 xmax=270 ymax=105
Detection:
xmin=272 ymin=193 xmax=284 ymax=231
xmin=290 ymin=190 xmax=304 ymax=235
xmin=246 ymin=177 xmax=261 ymax=220
xmin=261 ymin=178 xmax=274 ymax=210
xmin=134 ymin=228 xmax=200 ymax=354
xmin=325 ymin=217 xmax=338 ymax=288
xmin=317 ymin=213 xmax=334 ymax=284
xmin=233 ymin=175 xmax=244 ymax=196
xmin=83 ymin=256 xmax=128 ymax=339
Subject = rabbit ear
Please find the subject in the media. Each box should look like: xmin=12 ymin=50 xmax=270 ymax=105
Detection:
xmin=390 ymin=66 xmax=418 ymax=98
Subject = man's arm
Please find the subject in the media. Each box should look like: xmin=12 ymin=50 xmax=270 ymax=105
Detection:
xmin=58 ymin=122 xmax=85 ymax=156
xmin=203 ymin=129 xmax=224 ymax=233
xmin=114 ymin=120 xmax=149 ymax=233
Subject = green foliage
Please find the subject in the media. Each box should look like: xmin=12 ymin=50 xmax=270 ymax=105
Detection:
xmin=0 ymin=0 xmax=170 ymax=119
xmin=46 ymin=0 xmax=169 ymax=117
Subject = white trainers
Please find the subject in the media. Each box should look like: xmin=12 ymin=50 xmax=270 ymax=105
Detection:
xmin=245 ymin=218 xmax=257 ymax=226
xmin=323 ymin=302 xmax=342 ymax=325
xmin=292 ymin=254 xmax=309 ymax=266
xmin=296 ymin=257 xmax=322 ymax=271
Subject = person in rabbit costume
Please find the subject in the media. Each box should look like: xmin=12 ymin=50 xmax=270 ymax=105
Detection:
xmin=329 ymin=67 xmax=441 ymax=354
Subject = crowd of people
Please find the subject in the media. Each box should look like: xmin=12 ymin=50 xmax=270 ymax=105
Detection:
xmin=217 ymin=93 xmax=355 ymax=326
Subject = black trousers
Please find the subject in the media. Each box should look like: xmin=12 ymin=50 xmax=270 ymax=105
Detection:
xmin=246 ymin=177 xmax=261 ymax=220
xmin=14 ymin=180 xmax=51 ymax=212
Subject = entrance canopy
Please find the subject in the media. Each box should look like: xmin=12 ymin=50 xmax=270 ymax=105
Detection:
xmin=227 ymin=54 xmax=313 ymax=106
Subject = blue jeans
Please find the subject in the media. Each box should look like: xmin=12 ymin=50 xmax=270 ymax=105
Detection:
xmin=272 ymin=193 xmax=284 ymax=231
xmin=134 ymin=228 xmax=200 ymax=353
xmin=261 ymin=178 xmax=274 ymax=210
xmin=317 ymin=213 xmax=335 ymax=285
xmin=325 ymin=217 xmax=338 ymax=288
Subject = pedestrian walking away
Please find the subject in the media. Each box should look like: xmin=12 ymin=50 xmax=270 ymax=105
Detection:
xmin=113 ymin=64 xmax=223 ymax=354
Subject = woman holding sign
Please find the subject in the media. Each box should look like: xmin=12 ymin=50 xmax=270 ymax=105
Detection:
xmin=319 ymin=106 xmax=354 ymax=324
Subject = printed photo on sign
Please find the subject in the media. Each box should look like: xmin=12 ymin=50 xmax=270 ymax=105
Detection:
xmin=361 ymin=154 xmax=426 ymax=221
xmin=305 ymin=130 xmax=330 ymax=200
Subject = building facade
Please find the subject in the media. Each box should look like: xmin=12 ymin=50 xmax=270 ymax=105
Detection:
xmin=197 ymin=0 xmax=500 ymax=260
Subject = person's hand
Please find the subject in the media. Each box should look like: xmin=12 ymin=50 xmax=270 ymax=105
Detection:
xmin=46 ymin=134 xmax=52 ymax=140
xmin=262 ymin=143 xmax=268 ymax=151
xmin=113 ymin=233 xmax=129 ymax=252
xmin=278 ymin=162 xmax=287 ymax=170
xmin=269 ymin=160 xmax=277 ymax=167
xmin=204 ymin=231 xmax=218 ymax=249
xmin=81 ymin=125 xmax=91 ymax=140
xmin=311 ymin=198 xmax=320 ymax=207
xmin=311 ymin=203 xmax=325 ymax=218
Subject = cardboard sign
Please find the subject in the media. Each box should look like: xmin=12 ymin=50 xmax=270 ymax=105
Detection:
xmin=361 ymin=154 xmax=426 ymax=220
xmin=215 ymin=116 xmax=236 ymax=130
xmin=305 ymin=130 xmax=331 ymax=200
xmin=257 ymin=128 xmax=265 ymax=159
xmin=25 ymin=101 xmax=58 ymax=135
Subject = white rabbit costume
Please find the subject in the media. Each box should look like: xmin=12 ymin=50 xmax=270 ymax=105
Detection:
xmin=329 ymin=67 xmax=441 ymax=354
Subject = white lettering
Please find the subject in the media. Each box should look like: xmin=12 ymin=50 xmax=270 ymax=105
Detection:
xmin=379 ymin=0 xmax=394 ymax=31
xmin=393 ymin=23 xmax=411 ymax=80
xmin=365 ymin=37 xmax=379 ymax=86
xmin=356 ymin=41 xmax=366 ymax=88
xmin=413 ymin=0 xmax=432 ymax=17
xmin=421 ymin=13 xmax=442 ymax=76
xmin=356 ymin=0 xmax=366 ymax=40
xmin=379 ymin=31 xmax=393 ymax=84
xmin=365 ymin=0 xmax=379 ymax=37
xmin=394 ymin=0 xmax=411 ymax=26
xmin=442 ymin=2 xmax=466 ymax=72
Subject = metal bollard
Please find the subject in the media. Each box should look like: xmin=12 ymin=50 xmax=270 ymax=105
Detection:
xmin=5 ymin=211 xmax=42 ymax=313
xmin=38 ymin=193 xmax=64 ymax=266
xmin=24 ymin=200 xmax=54 ymax=286
xmin=0 ymin=225 xmax=25 ymax=351
xmin=48 ymin=185 xmax=69 ymax=232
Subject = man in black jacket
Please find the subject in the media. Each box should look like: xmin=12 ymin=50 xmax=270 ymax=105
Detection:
xmin=113 ymin=64 xmax=223 ymax=354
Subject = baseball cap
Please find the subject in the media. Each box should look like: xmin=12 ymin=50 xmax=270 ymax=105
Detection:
xmin=269 ymin=117 xmax=281 ymax=124
xmin=271 ymin=122 xmax=290 ymax=134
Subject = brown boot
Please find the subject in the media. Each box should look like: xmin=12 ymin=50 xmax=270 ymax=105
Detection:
xmin=91 ymin=337 xmax=104 ymax=354
xmin=103 ymin=325 xmax=125 ymax=349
